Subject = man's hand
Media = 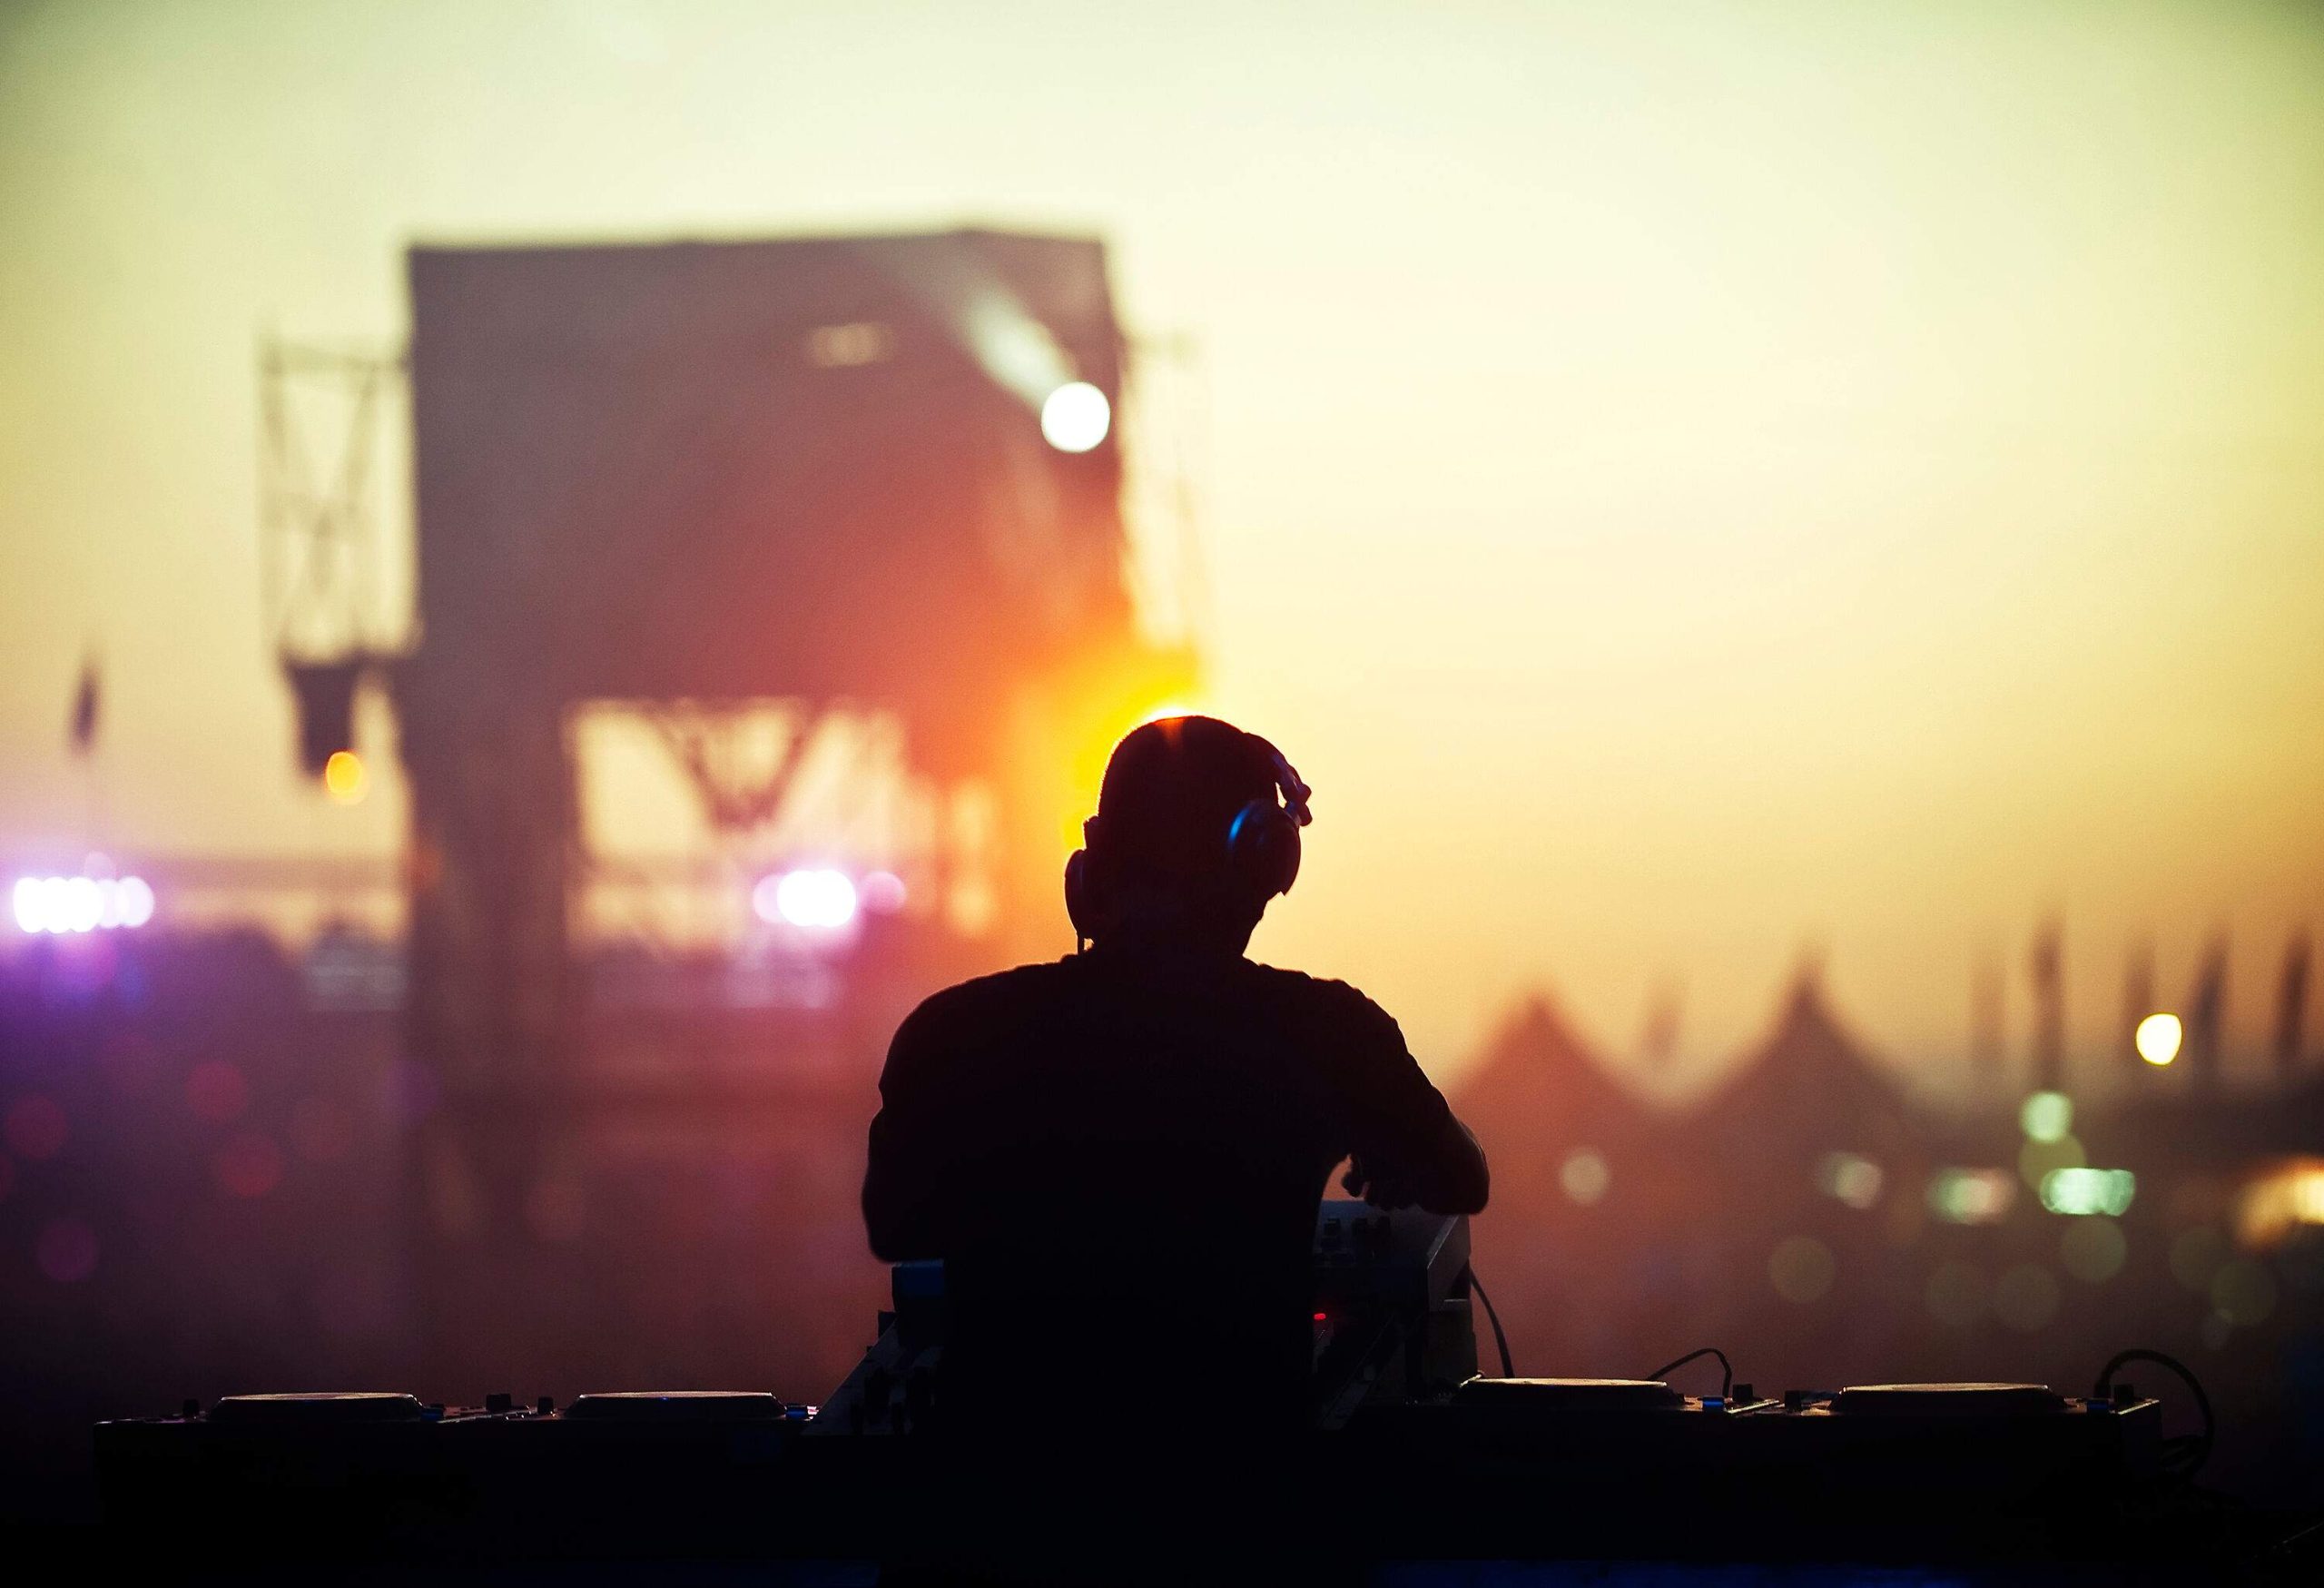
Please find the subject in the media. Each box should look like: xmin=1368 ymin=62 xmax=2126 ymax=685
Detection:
xmin=1341 ymin=1154 xmax=1422 ymax=1210
xmin=1341 ymin=1119 xmax=1489 ymax=1217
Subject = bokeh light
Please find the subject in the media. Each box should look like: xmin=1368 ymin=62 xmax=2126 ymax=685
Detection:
xmin=12 ymin=873 xmax=154 ymax=932
xmin=1926 ymin=1168 xmax=2015 ymax=1225
xmin=2018 ymin=1090 xmax=2073 ymax=1145
xmin=322 ymin=749 xmax=368 ymax=804
xmin=2040 ymin=1166 xmax=2136 ymax=1218
xmin=22 ymin=875 xmax=88 ymax=932
xmin=1039 ymin=380 xmax=1110 ymax=452
xmin=2135 ymin=1011 xmax=2183 ymax=1066
xmin=2233 ymin=1159 xmax=2324 ymax=1249
xmin=2018 ymin=1131 xmax=2084 ymax=1191
xmin=1816 ymin=1150 xmax=1884 ymax=1209
xmin=113 ymin=876 xmax=154 ymax=928
xmin=860 ymin=871 xmax=908 ymax=913
xmin=1559 ymin=1147 xmax=1610 ymax=1206
xmin=1768 ymin=1235 xmax=1836 ymax=1304
xmin=214 ymin=1131 xmax=285 ymax=1198
xmin=755 ymin=868 xmax=859 ymax=931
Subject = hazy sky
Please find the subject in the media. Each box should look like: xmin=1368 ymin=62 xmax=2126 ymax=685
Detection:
xmin=3 ymin=0 xmax=2319 ymax=1093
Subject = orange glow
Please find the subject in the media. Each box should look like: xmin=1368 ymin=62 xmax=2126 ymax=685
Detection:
xmin=1041 ymin=649 xmax=1202 ymax=861
xmin=322 ymin=749 xmax=367 ymax=804
xmin=5 ymin=5 xmax=2319 ymax=1080
xmin=1057 ymin=700 xmax=1191 ymax=856
xmin=2234 ymin=1158 xmax=2324 ymax=1250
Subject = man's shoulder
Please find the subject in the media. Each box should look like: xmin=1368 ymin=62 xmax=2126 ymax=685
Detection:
xmin=902 ymin=958 xmax=1078 ymax=1030
xmin=1241 ymin=961 xmax=1400 ymax=1033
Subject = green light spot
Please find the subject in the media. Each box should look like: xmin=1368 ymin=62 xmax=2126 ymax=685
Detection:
xmin=2020 ymin=1090 xmax=2073 ymax=1144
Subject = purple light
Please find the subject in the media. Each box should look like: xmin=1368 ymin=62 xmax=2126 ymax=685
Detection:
xmin=12 ymin=874 xmax=155 ymax=934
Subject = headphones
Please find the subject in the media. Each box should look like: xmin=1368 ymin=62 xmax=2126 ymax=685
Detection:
xmin=1064 ymin=734 xmax=1314 ymax=946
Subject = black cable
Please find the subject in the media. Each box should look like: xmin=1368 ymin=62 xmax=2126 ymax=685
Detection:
xmin=2093 ymin=1347 xmax=2214 ymax=1479
xmin=1465 ymin=1266 xmax=1514 ymax=1377
xmin=1645 ymin=1346 xmax=1733 ymax=1400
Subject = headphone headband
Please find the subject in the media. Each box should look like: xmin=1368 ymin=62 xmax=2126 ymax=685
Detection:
xmin=1249 ymin=736 xmax=1313 ymax=829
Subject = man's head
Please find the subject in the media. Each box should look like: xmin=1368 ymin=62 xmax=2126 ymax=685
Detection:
xmin=1065 ymin=715 xmax=1311 ymax=951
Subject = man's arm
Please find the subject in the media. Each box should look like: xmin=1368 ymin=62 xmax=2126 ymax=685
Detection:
xmin=1343 ymin=1118 xmax=1489 ymax=1216
xmin=862 ymin=1003 xmax=950 ymax=1262
xmin=1330 ymin=988 xmax=1490 ymax=1217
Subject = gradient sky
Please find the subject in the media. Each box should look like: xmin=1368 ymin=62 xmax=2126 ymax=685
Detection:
xmin=3 ymin=0 xmax=2319 ymax=1095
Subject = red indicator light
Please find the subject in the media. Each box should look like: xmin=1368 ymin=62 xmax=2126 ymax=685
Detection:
xmin=1312 ymin=1312 xmax=1327 ymax=1323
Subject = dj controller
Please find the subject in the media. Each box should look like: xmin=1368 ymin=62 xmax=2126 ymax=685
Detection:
xmin=92 ymin=1204 xmax=2308 ymax=1582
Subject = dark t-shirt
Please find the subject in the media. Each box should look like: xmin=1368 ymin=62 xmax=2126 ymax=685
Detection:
xmin=862 ymin=945 xmax=1472 ymax=1434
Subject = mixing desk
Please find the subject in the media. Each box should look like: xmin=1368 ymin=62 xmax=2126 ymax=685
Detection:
xmin=90 ymin=1205 xmax=2305 ymax=1581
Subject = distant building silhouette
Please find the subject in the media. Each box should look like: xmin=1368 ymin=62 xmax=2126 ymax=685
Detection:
xmin=2277 ymin=932 xmax=2310 ymax=1080
xmin=2188 ymin=937 xmax=2230 ymax=1090
xmin=2029 ymin=922 xmax=2063 ymax=1094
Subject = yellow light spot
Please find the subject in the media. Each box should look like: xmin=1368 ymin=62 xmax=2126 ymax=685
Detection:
xmin=322 ymin=750 xmax=368 ymax=805
xmin=2135 ymin=1011 xmax=2182 ymax=1066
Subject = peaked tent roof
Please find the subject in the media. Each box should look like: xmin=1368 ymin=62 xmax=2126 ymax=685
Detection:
xmin=1692 ymin=966 xmax=1918 ymax=1153
xmin=1452 ymin=991 xmax=1651 ymax=1154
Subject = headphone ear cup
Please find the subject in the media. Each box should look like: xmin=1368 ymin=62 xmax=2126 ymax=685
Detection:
xmin=1269 ymin=819 xmax=1302 ymax=896
xmin=1227 ymin=801 xmax=1302 ymax=901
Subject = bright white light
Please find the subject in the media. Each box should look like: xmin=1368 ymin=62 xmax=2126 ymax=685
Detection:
xmin=757 ymin=868 xmax=858 ymax=931
xmin=61 ymin=877 xmax=101 ymax=933
xmin=2135 ymin=1012 xmax=2182 ymax=1066
xmin=1040 ymin=382 xmax=1111 ymax=453
xmin=13 ymin=873 xmax=157 ymax=933
xmin=2042 ymin=1167 xmax=2137 ymax=1218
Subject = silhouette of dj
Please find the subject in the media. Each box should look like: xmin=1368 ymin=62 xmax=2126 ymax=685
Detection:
xmin=863 ymin=716 xmax=1488 ymax=1434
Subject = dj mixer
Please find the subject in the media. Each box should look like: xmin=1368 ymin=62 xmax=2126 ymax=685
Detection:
xmin=91 ymin=1204 xmax=2299 ymax=1580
